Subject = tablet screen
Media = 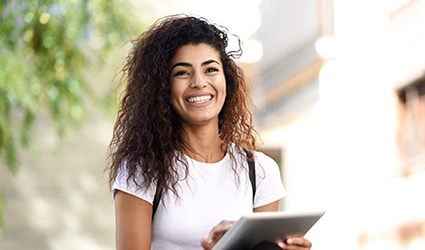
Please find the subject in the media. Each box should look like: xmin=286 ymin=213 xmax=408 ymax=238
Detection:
xmin=212 ymin=210 xmax=325 ymax=250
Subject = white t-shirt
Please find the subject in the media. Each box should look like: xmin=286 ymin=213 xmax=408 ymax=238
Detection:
xmin=112 ymin=145 xmax=286 ymax=250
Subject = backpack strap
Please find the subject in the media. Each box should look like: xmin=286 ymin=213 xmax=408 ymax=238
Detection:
xmin=152 ymin=183 xmax=163 ymax=220
xmin=243 ymin=149 xmax=256 ymax=202
xmin=151 ymin=149 xmax=256 ymax=219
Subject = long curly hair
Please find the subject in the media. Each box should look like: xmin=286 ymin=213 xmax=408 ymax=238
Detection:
xmin=108 ymin=14 xmax=258 ymax=196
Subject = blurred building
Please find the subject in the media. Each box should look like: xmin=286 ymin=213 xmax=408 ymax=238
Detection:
xmin=252 ymin=0 xmax=425 ymax=249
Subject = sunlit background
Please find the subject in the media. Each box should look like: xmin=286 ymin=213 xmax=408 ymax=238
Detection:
xmin=1 ymin=0 xmax=425 ymax=249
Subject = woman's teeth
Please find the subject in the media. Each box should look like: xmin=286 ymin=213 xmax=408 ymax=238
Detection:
xmin=187 ymin=95 xmax=211 ymax=103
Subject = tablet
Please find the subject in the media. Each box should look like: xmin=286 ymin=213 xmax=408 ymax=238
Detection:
xmin=212 ymin=210 xmax=325 ymax=250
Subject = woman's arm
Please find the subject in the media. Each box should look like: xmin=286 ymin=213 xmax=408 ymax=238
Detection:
xmin=114 ymin=190 xmax=153 ymax=250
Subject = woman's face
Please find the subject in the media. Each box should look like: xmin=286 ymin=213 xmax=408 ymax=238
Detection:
xmin=170 ymin=43 xmax=226 ymax=127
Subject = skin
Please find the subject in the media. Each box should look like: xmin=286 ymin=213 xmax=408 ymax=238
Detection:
xmin=170 ymin=44 xmax=226 ymax=129
xmin=169 ymin=43 xmax=227 ymax=162
xmin=114 ymin=43 xmax=312 ymax=250
xmin=115 ymin=191 xmax=152 ymax=250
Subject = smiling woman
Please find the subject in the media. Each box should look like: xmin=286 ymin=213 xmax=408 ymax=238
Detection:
xmin=107 ymin=14 xmax=312 ymax=250
xmin=170 ymin=44 xmax=227 ymax=128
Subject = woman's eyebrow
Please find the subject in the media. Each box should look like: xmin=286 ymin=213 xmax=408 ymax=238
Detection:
xmin=171 ymin=59 xmax=220 ymax=70
xmin=201 ymin=59 xmax=220 ymax=66
xmin=171 ymin=62 xmax=192 ymax=70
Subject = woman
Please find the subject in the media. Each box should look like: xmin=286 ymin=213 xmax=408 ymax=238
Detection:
xmin=108 ymin=14 xmax=312 ymax=250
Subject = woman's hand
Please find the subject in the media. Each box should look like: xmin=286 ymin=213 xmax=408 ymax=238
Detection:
xmin=200 ymin=220 xmax=234 ymax=250
xmin=276 ymin=236 xmax=312 ymax=250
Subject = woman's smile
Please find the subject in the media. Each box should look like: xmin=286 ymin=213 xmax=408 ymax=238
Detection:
xmin=186 ymin=94 xmax=212 ymax=104
xmin=170 ymin=43 xmax=226 ymax=126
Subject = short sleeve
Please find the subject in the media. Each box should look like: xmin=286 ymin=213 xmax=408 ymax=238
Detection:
xmin=112 ymin=167 xmax=156 ymax=204
xmin=253 ymin=152 xmax=287 ymax=208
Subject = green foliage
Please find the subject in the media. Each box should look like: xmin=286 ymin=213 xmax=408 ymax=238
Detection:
xmin=0 ymin=0 xmax=142 ymax=230
xmin=0 ymin=0 xmax=138 ymax=171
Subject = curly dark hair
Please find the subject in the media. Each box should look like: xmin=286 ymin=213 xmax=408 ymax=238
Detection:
xmin=108 ymin=14 xmax=258 ymax=196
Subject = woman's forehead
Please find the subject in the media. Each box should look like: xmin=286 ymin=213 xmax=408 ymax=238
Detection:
xmin=171 ymin=43 xmax=221 ymax=64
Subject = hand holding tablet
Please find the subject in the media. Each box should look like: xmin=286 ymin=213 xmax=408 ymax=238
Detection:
xmin=211 ymin=210 xmax=325 ymax=250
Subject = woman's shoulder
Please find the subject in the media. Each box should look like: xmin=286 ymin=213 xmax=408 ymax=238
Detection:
xmin=253 ymin=150 xmax=277 ymax=163
xmin=252 ymin=150 xmax=281 ymax=175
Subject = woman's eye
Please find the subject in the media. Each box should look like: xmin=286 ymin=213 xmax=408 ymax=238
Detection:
xmin=174 ymin=70 xmax=189 ymax=76
xmin=206 ymin=67 xmax=219 ymax=73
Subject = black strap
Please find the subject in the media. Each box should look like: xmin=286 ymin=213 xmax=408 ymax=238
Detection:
xmin=244 ymin=149 xmax=256 ymax=201
xmin=152 ymin=183 xmax=163 ymax=220
xmin=152 ymin=149 xmax=256 ymax=219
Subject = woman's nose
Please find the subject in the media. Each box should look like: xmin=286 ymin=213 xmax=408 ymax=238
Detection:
xmin=191 ymin=73 xmax=207 ymax=88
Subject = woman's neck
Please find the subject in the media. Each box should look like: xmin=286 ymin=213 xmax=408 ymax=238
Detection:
xmin=180 ymin=124 xmax=226 ymax=163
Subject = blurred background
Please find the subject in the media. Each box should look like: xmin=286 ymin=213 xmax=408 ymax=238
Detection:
xmin=1 ymin=0 xmax=425 ymax=249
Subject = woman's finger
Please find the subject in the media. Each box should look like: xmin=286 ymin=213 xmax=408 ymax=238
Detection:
xmin=200 ymin=220 xmax=234 ymax=250
xmin=208 ymin=220 xmax=233 ymax=242
xmin=287 ymin=237 xmax=311 ymax=247
xmin=200 ymin=237 xmax=214 ymax=250
xmin=281 ymin=236 xmax=312 ymax=249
